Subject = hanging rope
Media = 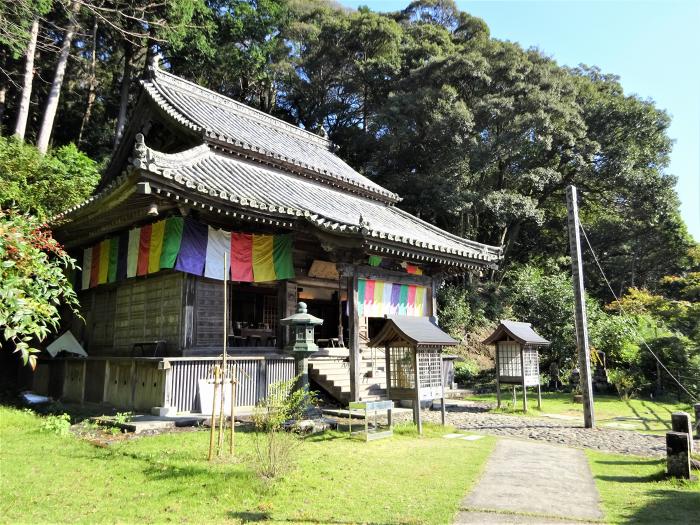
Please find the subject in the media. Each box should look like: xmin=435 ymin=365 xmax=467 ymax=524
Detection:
xmin=579 ymin=223 xmax=698 ymax=402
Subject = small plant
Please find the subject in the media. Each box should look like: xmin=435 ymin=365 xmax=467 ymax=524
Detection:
xmin=40 ymin=413 xmax=71 ymax=436
xmin=251 ymin=376 xmax=315 ymax=481
xmin=113 ymin=411 xmax=133 ymax=425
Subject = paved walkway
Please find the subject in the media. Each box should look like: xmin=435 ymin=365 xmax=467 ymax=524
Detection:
xmin=414 ymin=400 xmax=675 ymax=457
xmin=455 ymin=439 xmax=604 ymax=524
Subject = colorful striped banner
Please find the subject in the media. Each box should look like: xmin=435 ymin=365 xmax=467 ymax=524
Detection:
xmin=357 ymin=279 xmax=429 ymax=318
xmin=79 ymin=217 xmax=295 ymax=289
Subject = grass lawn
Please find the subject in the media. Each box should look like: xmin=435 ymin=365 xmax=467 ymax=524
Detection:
xmin=587 ymin=450 xmax=700 ymax=524
xmin=465 ymin=392 xmax=693 ymax=433
xmin=0 ymin=406 xmax=494 ymax=524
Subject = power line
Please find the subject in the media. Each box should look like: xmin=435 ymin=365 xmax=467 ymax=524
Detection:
xmin=579 ymin=223 xmax=698 ymax=402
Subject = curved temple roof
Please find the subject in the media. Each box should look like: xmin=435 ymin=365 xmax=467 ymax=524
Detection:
xmin=131 ymin=141 xmax=502 ymax=266
xmin=142 ymin=67 xmax=400 ymax=203
xmin=56 ymin=68 xmax=502 ymax=269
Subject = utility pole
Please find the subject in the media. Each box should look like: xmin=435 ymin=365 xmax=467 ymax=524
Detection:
xmin=566 ymin=186 xmax=595 ymax=428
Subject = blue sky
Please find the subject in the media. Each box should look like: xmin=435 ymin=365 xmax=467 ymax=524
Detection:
xmin=339 ymin=0 xmax=700 ymax=241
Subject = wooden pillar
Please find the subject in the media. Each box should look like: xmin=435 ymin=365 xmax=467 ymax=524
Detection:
xmin=495 ymin=345 xmax=501 ymax=408
xmin=101 ymin=360 xmax=110 ymax=404
xmin=129 ymin=359 xmax=137 ymax=409
xmin=430 ymin=277 xmax=440 ymax=321
xmin=385 ymin=343 xmax=393 ymax=426
xmin=440 ymin=355 xmax=446 ymax=426
xmin=537 ymin=383 xmax=542 ymax=409
xmin=520 ymin=345 xmax=528 ymax=412
xmin=413 ymin=347 xmax=422 ymax=435
xmin=161 ymin=361 xmax=173 ymax=409
xmin=80 ymin=360 xmax=87 ymax=405
xmin=347 ymin=272 xmax=361 ymax=402
xmin=566 ymin=185 xmax=595 ymax=428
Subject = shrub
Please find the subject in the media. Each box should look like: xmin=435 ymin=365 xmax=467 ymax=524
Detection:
xmin=608 ymin=368 xmax=643 ymax=400
xmin=454 ymin=360 xmax=479 ymax=386
xmin=0 ymin=137 xmax=99 ymax=220
xmin=251 ymin=377 xmax=314 ymax=481
xmin=40 ymin=413 xmax=71 ymax=436
xmin=0 ymin=210 xmax=80 ymax=368
xmin=437 ymin=284 xmax=471 ymax=339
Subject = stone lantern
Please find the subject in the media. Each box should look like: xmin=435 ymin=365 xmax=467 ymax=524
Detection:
xmin=280 ymin=302 xmax=323 ymax=392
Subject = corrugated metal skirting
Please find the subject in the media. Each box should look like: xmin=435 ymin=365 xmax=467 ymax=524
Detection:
xmin=167 ymin=358 xmax=295 ymax=412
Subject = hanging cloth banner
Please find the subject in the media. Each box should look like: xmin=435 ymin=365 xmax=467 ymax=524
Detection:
xmin=204 ymin=227 xmax=231 ymax=280
xmin=231 ymin=233 xmax=295 ymax=283
xmin=79 ymin=217 xmax=294 ymax=289
xmin=357 ymin=279 xmax=429 ymax=318
xmin=230 ymin=233 xmax=253 ymax=281
xmin=175 ymin=217 xmax=208 ymax=276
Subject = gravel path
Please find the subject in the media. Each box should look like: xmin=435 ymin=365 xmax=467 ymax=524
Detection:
xmin=397 ymin=400 xmax=674 ymax=457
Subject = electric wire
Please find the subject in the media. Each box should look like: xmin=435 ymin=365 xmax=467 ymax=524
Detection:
xmin=579 ymin=223 xmax=698 ymax=402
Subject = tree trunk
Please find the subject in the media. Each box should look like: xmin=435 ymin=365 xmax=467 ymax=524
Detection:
xmin=36 ymin=2 xmax=80 ymax=154
xmin=113 ymin=42 xmax=133 ymax=149
xmin=14 ymin=18 xmax=40 ymax=140
xmin=78 ymin=19 xmax=98 ymax=145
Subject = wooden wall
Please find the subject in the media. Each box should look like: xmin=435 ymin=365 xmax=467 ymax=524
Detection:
xmin=78 ymin=272 xmax=184 ymax=356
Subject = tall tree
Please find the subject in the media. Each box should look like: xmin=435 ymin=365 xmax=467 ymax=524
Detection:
xmin=13 ymin=19 xmax=41 ymax=140
xmin=77 ymin=17 xmax=98 ymax=145
xmin=36 ymin=0 xmax=80 ymax=154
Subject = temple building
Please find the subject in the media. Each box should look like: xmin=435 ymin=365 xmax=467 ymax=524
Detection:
xmin=43 ymin=64 xmax=501 ymax=413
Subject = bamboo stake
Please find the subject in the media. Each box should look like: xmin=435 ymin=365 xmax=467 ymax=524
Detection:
xmin=218 ymin=252 xmax=228 ymax=454
xmin=208 ymin=365 xmax=220 ymax=461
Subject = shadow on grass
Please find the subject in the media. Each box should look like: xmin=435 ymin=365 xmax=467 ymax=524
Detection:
xmin=228 ymin=511 xmax=270 ymax=523
xmin=597 ymin=472 xmax=668 ymax=484
xmin=595 ymin=459 xmax=662 ymax=466
xmin=638 ymin=400 xmax=671 ymax=430
xmin=625 ymin=489 xmax=700 ymax=524
xmin=227 ymin=512 xmax=395 ymax=525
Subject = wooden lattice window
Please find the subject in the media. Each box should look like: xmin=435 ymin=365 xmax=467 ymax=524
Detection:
xmin=417 ymin=347 xmax=443 ymax=389
xmin=389 ymin=346 xmax=414 ymax=389
xmin=523 ymin=345 xmax=540 ymax=385
xmin=262 ymin=295 xmax=278 ymax=330
xmin=497 ymin=341 xmax=521 ymax=377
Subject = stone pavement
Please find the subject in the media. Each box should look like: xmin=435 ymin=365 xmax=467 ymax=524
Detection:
xmin=455 ymin=439 xmax=604 ymax=524
xmin=413 ymin=400 xmax=675 ymax=457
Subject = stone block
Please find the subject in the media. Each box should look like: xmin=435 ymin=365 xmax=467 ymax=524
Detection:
xmin=666 ymin=431 xmax=691 ymax=479
xmin=151 ymin=406 xmax=178 ymax=417
xmin=671 ymin=411 xmax=693 ymax=452
xmin=694 ymin=403 xmax=700 ymax=439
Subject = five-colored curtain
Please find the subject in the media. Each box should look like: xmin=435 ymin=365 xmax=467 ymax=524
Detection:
xmin=357 ymin=279 xmax=429 ymax=317
xmin=81 ymin=216 xmax=295 ymax=289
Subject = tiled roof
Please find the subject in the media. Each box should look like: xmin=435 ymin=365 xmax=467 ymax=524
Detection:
xmin=483 ymin=320 xmax=550 ymax=346
xmin=133 ymin=140 xmax=502 ymax=266
xmin=142 ymin=67 xmax=400 ymax=203
xmin=369 ymin=316 xmax=458 ymax=347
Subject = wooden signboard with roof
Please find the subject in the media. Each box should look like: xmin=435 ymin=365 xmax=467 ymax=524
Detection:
xmin=369 ymin=316 xmax=457 ymax=434
xmin=483 ymin=320 xmax=550 ymax=412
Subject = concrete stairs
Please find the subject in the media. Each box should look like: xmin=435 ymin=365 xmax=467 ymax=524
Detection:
xmin=309 ymin=350 xmax=387 ymax=405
